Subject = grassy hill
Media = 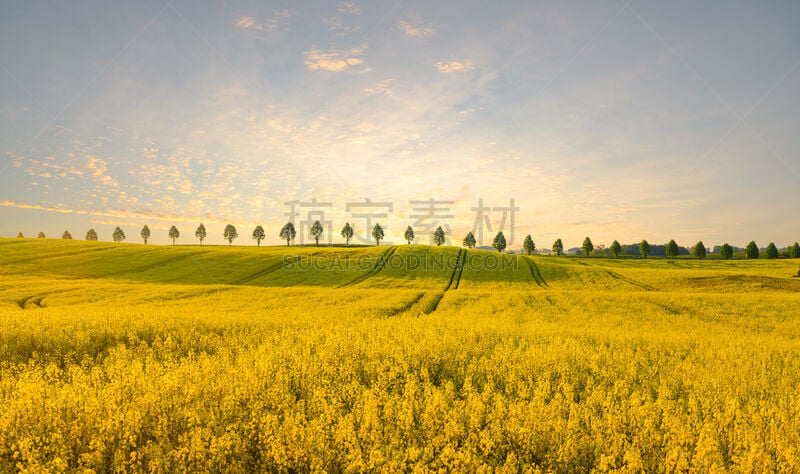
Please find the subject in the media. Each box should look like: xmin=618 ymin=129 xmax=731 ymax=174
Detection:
xmin=1 ymin=238 xmax=800 ymax=471
xmin=2 ymin=238 xmax=798 ymax=292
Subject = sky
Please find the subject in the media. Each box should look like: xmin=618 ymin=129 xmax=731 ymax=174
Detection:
xmin=1 ymin=0 xmax=799 ymax=248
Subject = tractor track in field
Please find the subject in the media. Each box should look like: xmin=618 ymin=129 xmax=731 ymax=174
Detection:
xmin=14 ymin=289 xmax=74 ymax=309
xmin=523 ymin=256 xmax=548 ymax=288
xmin=600 ymin=268 xmax=655 ymax=291
xmin=234 ymin=260 xmax=289 ymax=285
xmin=107 ymin=252 xmax=201 ymax=276
xmin=339 ymin=246 xmax=398 ymax=288
xmin=3 ymin=246 xmax=116 ymax=265
xmin=232 ymin=253 xmax=313 ymax=285
xmin=424 ymin=249 xmax=465 ymax=314
xmin=16 ymin=295 xmax=44 ymax=309
xmin=384 ymin=292 xmax=427 ymax=317
xmin=453 ymin=249 xmax=467 ymax=289
xmin=572 ymin=259 xmax=654 ymax=291
xmin=137 ymin=287 xmax=239 ymax=304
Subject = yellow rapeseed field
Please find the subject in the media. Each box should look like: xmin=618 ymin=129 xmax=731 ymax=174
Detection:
xmin=1 ymin=238 xmax=800 ymax=471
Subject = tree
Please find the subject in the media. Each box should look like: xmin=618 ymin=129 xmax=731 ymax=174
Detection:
xmin=791 ymin=242 xmax=800 ymax=259
xmin=745 ymin=241 xmax=759 ymax=259
xmin=62 ymin=231 xmax=72 ymax=239
xmin=404 ymin=226 xmax=415 ymax=245
xmin=719 ymin=243 xmax=733 ymax=260
xmin=168 ymin=226 xmax=180 ymax=245
xmin=16 ymin=232 xmax=23 ymax=238
xmin=113 ymin=227 xmax=125 ymax=243
xmin=372 ymin=223 xmax=384 ymax=246
xmin=582 ymin=237 xmax=594 ymax=257
xmin=610 ymin=240 xmax=622 ymax=258
xmin=552 ymin=238 xmax=564 ymax=256
xmin=341 ymin=223 xmax=354 ymax=247
xmin=224 ymin=224 xmax=238 ymax=245
xmin=86 ymin=229 xmax=98 ymax=241
xmin=433 ymin=226 xmax=446 ymax=246
xmin=666 ymin=240 xmax=679 ymax=259
xmin=310 ymin=220 xmax=324 ymax=246
xmin=493 ymin=232 xmax=507 ymax=252
xmin=252 ymin=225 xmax=265 ymax=246
xmin=463 ymin=232 xmax=476 ymax=249
xmin=693 ymin=241 xmax=707 ymax=259
xmin=523 ymin=235 xmax=535 ymax=255
xmin=279 ymin=222 xmax=295 ymax=246
xmin=141 ymin=225 xmax=151 ymax=244
xmin=765 ymin=242 xmax=779 ymax=259
xmin=639 ymin=240 xmax=651 ymax=259
xmin=37 ymin=232 xmax=45 ymax=238
xmin=195 ymin=223 xmax=206 ymax=245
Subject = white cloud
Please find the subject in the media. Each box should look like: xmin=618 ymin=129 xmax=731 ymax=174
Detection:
xmin=234 ymin=10 xmax=291 ymax=32
xmin=364 ymin=78 xmax=394 ymax=97
xmin=398 ymin=20 xmax=434 ymax=38
xmin=436 ymin=60 xmax=474 ymax=73
xmin=337 ymin=2 xmax=361 ymax=15
xmin=304 ymin=45 xmax=369 ymax=73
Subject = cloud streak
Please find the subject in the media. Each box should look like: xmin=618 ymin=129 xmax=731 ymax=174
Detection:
xmin=304 ymin=45 xmax=370 ymax=73
xmin=436 ymin=60 xmax=474 ymax=73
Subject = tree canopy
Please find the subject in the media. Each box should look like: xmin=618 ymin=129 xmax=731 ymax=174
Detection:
xmin=113 ymin=227 xmax=126 ymax=243
xmin=62 ymin=231 xmax=72 ymax=239
xmin=252 ymin=225 xmax=265 ymax=246
xmin=745 ymin=241 xmax=759 ymax=259
xmin=791 ymin=242 xmax=800 ymax=259
xmin=463 ymin=232 xmax=476 ymax=249
xmin=195 ymin=223 xmax=206 ymax=245
xmin=719 ymin=243 xmax=733 ymax=260
xmin=37 ymin=232 xmax=45 ymax=238
xmin=433 ymin=226 xmax=446 ymax=246
xmin=168 ymin=226 xmax=180 ymax=245
xmin=610 ymin=240 xmax=621 ymax=258
xmin=692 ymin=241 xmax=707 ymax=259
xmin=224 ymin=224 xmax=238 ymax=245
xmin=581 ymin=237 xmax=594 ymax=257
xmin=372 ymin=223 xmax=384 ymax=246
xmin=665 ymin=240 xmax=679 ymax=259
xmin=493 ymin=232 xmax=507 ymax=252
xmin=279 ymin=223 xmax=296 ymax=246
xmin=16 ymin=232 xmax=23 ymax=238
xmin=141 ymin=225 xmax=151 ymax=244
xmin=404 ymin=226 xmax=415 ymax=245
xmin=86 ymin=229 xmax=98 ymax=241
xmin=341 ymin=223 xmax=354 ymax=247
xmin=552 ymin=238 xmax=563 ymax=256
xmin=765 ymin=242 xmax=779 ymax=259
xmin=523 ymin=235 xmax=535 ymax=255
xmin=310 ymin=221 xmax=324 ymax=246
xmin=639 ymin=240 xmax=651 ymax=259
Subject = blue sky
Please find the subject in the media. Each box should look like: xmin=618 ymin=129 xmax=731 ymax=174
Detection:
xmin=1 ymin=1 xmax=798 ymax=247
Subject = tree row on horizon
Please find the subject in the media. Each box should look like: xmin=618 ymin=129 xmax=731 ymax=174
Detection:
xmin=15 ymin=222 xmax=800 ymax=260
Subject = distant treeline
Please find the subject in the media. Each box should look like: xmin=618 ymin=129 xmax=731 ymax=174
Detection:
xmin=14 ymin=223 xmax=800 ymax=260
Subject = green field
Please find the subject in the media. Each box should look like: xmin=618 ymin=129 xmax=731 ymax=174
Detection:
xmin=1 ymin=238 xmax=800 ymax=471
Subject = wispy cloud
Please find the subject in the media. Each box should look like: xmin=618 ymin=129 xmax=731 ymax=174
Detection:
xmin=364 ymin=78 xmax=393 ymax=97
xmin=398 ymin=20 xmax=434 ymax=38
xmin=337 ymin=2 xmax=360 ymax=15
xmin=234 ymin=9 xmax=290 ymax=32
xmin=0 ymin=200 xmax=233 ymax=225
xmin=304 ymin=45 xmax=370 ymax=73
xmin=436 ymin=60 xmax=474 ymax=73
